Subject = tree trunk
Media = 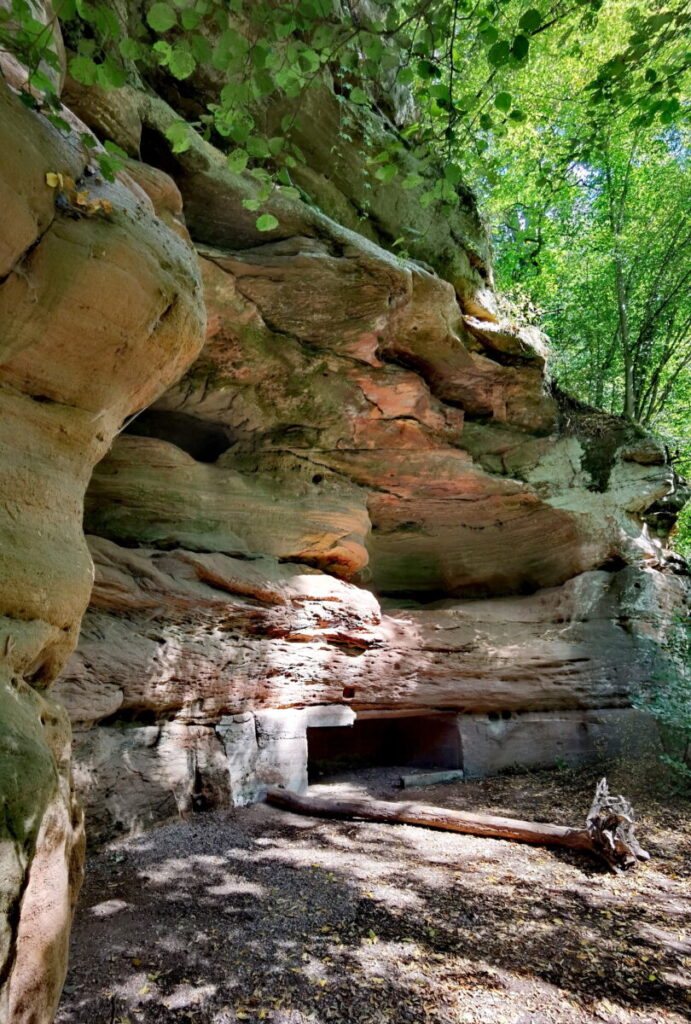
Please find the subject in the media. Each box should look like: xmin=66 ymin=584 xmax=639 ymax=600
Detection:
xmin=266 ymin=778 xmax=649 ymax=871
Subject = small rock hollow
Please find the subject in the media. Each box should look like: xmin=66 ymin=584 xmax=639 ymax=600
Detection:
xmin=307 ymin=713 xmax=462 ymax=782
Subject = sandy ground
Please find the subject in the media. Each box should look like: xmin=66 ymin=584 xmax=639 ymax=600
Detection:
xmin=56 ymin=763 xmax=690 ymax=1024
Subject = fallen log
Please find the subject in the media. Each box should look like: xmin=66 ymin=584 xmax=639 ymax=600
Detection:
xmin=266 ymin=777 xmax=649 ymax=871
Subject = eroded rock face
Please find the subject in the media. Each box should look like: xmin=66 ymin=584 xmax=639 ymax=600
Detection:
xmin=50 ymin=77 xmax=688 ymax=852
xmin=1 ymin=35 xmax=689 ymax=1022
xmin=52 ymin=537 xmax=686 ymax=841
xmin=0 ymin=76 xmax=205 ymax=1021
xmin=94 ymin=239 xmax=677 ymax=600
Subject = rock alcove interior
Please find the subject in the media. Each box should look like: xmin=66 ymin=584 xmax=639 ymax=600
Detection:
xmin=307 ymin=712 xmax=463 ymax=782
xmin=0 ymin=12 xmax=689 ymax=1022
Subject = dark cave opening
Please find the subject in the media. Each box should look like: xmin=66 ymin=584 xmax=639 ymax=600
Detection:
xmin=307 ymin=713 xmax=462 ymax=782
xmin=124 ymin=409 xmax=233 ymax=462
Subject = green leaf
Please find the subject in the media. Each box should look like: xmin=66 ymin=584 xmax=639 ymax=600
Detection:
xmin=518 ymin=8 xmax=542 ymax=33
xmin=275 ymin=20 xmax=296 ymax=39
xmin=180 ymin=9 xmax=200 ymax=29
xmin=374 ymin=164 xmax=397 ymax=183
xmin=242 ymin=198 xmax=260 ymax=211
xmin=246 ymin=136 xmax=270 ymax=159
xmin=190 ymin=34 xmax=212 ymax=63
xmin=397 ymin=67 xmax=414 ymax=86
xmin=430 ymin=83 xmax=450 ymax=102
xmin=97 ymin=152 xmax=122 ymax=182
xmin=416 ymin=59 xmax=439 ymax=79
xmin=363 ymin=35 xmax=384 ymax=61
xmin=28 ymin=69 xmax=55 ymax=94
xmin=480 ymin=26 xmax=499 ymax=45
xmin=227 ymin=149 xmax=249 ymax=173
xmin=401 ymin=174 xmax=423 ymax=190
xmin=147 ymin=2 xmax=177 ymax=32
xmin=256 ymin=213 xmax=279 ymax=232
xmin=165 ymin=120 xmax=191 ymax=154
xmin=69 ymin=55 xmax=98 ymax=86
xmin=153 ymin=40 xmax=172 ymax=63
xmin=168 ymin=44 xmax=196 ymax=79
xmin=45 ymin=113 xmax=72 ymax=133
xmin=488 ymin=40 xmax=510 ymax=66
xmin=494 ymin=91 xmax=512 ymax=112
xmin=119 ymin=38 xmax=142 ymax=60
xmin=98 ymin=58 xmax=127 ymax=89
xmin=349 ymin=87 xmax=369 ymax=105
xmin=511 ymin=34 xmax=530 ymax=61
xmin=104 ymin=140 xmax=128 ymax=158
xmin=444 ymin=163 xmax=462 ymax=185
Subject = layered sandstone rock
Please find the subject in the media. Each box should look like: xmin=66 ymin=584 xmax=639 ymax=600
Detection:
xmin=0 ymin=18 xmax=689 ymax=1022
xmin=54 ymin=537 xmax=683 ymax=840
xmin=43 ymin=76 xmax=687 ymax=852
xmin=0 ymin=75 xmax=206 ymax=1021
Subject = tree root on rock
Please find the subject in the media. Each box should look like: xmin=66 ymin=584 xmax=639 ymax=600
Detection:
xmin=266 ymin=777 xmax=649 ymax=872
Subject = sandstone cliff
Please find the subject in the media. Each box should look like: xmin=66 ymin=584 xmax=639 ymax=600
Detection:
xmin=52 ymin=61 xmax=689 ymax=840
xmin=0 ymin=72 xmax=206 ymax=1021
xmin=0 ymin=12 xmax=688 ymax=1022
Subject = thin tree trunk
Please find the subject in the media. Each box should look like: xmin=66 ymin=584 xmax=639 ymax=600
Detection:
xmin=614 ymin=260 xmax=635 ymax=419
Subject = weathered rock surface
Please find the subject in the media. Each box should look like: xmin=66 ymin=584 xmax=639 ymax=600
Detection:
xmin=50 ymin=73 xmax=687 ymax=852
xmin=52 ymin=537 xmax=686 ymax=840
xmin=93 ymin=237 xmax=677 ymax=602
xmin=0 ymin=22 xmax=689 ymax=1023
xmin=0 ymin=73 xmax=205 ymax=1021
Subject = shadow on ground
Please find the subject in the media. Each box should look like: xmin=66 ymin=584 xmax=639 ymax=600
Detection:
xmin=56 ymin=765 xmax=691 ymax=1024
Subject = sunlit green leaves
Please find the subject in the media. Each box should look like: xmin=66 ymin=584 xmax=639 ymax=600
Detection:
xmin=146 ymin=2 xmax=176 ymax=33
xmin=168 ymin=43 xmax=195 ymax=79
xmin=374 ymin=163 xmax=397 ymax=183
xmin=2 ymin=0 xmax=689 ymax=257
xmin=227 ymin=149 xmax=249 ymax=173
xmin=256 ymin=213 xmax=279 ymax=231
xmin=165 ymin=120 xmax=191 ymax=153
xmin=69 ymin=54 xmax=98 ymax=85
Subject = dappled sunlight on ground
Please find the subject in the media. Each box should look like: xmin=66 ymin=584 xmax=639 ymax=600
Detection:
xmin=56 ymin=764 xmax=690 ymax=1024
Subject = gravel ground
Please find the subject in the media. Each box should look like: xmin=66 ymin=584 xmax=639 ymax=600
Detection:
xmin=56 ymin=762 xmax=690 ymax=1024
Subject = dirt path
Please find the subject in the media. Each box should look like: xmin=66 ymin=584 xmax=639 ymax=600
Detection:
xmin=56 ymin=764 xmax=690 ymax=1024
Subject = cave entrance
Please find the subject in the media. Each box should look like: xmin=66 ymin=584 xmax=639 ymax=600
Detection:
xmin=307 ymin=711 xmax=462 ymax=782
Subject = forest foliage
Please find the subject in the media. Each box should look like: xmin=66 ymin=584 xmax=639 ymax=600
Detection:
xmin=1 ymin=0 xmax=689 ymax=550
